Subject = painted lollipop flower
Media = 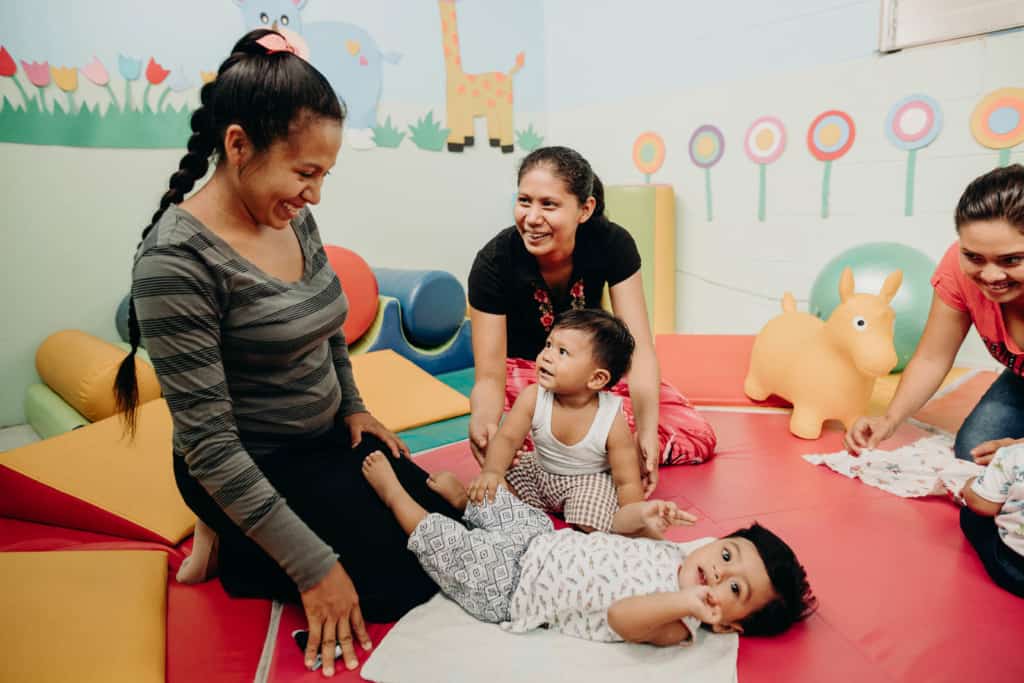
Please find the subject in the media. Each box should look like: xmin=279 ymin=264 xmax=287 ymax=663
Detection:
xmin=744 ymin=116 xmax=786 ymax=221
xmin=632 ymin=132 xmax=666 ymax=183
xmin=0 ymin=47 xmax=32 ymax=111
xmin=807 ymin=110 xmax=855 ymax=219
xmin=885 ymin=94 xmax=942 ymax=216
xmin=689 ymin=125 xmax=725 ymax=221
xmin=970 ymin=88 xmax=1024 ymax=167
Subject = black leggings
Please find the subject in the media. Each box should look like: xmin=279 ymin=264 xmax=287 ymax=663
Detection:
xmin=960 ymin=507 xmax=1024 ymax=599
xmin=174 ymin=426 xmax=463 ymax=622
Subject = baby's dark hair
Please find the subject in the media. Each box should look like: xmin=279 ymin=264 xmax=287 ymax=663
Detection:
xmin=518 ymin=146 xmax=606 ymax=218
xmin=726 ymin=523 xmax=816 ymax=636
xmin=955 ymin=163 xmax=1024 ymax=233
xmin=551 ymin=308 xmax=635 ymax=388
xmin=114 ymin=29 xmax=344 ymax=434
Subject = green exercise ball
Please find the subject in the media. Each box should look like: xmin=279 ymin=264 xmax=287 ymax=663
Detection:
xmin=808 ymin=242 xmax=936 ymax=372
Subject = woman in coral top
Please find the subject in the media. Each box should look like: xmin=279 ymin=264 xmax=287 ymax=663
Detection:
xmin=845 ymin=164 xmax=1024 ymax=464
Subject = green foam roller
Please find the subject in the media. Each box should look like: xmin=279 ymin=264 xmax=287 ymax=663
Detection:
xmin=24 ymin=383 xmax=89 ymax=439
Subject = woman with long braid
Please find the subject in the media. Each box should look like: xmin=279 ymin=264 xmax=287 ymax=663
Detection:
xmin=113 ymin=30 xmax=460 ymax=676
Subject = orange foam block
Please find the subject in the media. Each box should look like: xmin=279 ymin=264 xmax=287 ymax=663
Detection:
xmin=0 ymin=550 xmax=168 ymax=683
xmin=0 ymin=398 xmax=195 ymax=544
xmin=350 ymin=350 xmax=470 ymax=432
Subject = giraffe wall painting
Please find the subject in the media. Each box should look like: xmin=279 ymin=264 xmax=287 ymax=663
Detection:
xmin=437 ymin=0 xmax=525 ymax=153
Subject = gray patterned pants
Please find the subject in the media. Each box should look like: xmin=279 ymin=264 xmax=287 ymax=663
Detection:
xmin=407 ymin=487 xmax=554 ymax=622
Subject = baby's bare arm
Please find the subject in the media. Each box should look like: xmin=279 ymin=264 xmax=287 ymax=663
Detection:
xmin=607 ymin=592 xmax=698 ymax=645
xmin=960 ymin=476 xmax=1003 ymax=517
xmin=607 ymin=411 xmax=644 ymax=506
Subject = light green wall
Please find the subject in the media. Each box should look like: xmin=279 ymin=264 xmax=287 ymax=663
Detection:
xmin=0 ymin=145 xmax=183 ymax=426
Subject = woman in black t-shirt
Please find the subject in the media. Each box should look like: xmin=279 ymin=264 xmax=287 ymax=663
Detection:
xmin=467 ymin=147 xmax=716 ymax=495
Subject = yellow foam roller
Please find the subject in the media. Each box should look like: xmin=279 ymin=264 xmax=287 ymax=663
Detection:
xmin=35 ymin=330 xmax=161 ymax=423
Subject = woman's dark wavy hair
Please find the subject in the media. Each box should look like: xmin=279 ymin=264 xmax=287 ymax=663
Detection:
xmin=518 ymin=145 xmax=606 ymax=219
xmin=113 ymin=29 xmax=345 ymax=434
xmin=955 ymin=163 xmax=1024 ymax=233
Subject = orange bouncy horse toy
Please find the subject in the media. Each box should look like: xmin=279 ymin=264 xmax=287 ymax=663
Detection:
xmin=744 ymin=267 xmax=903 ymax=439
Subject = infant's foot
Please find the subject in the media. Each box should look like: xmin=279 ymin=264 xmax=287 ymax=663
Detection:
xmin=176 ymin=518 xmax=219 ymax=584
xmin=426 ymin=471 xmax=469 ymax=511
xmin=363 ymin=450 xmax=402 ymax=506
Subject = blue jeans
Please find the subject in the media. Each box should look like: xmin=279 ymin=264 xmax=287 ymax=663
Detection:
xmin=953 ymin=369 xmax=1024 ymax=461
xmin=959 ymin=507 xmax=1024 ymax=598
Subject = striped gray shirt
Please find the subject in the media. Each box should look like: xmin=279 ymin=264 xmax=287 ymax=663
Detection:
xmin=133 ymin=205 xmax=366 ymax=591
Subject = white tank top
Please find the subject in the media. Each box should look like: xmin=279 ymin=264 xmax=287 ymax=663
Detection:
xmin=532 ymin=386 xmax=623 ymax=475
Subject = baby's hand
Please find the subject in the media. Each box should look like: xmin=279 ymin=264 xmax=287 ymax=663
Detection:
xmin=467 ymin=471 xmax=503 ymax=504
xmin=681 ymin=585 xmax=722 ymax=625
xmin=641 ymin=500 xmax=697 ymax=536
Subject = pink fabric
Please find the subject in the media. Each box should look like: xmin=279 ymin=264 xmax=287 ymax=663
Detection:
xmin=931 ymin=241 xmax=1024 ymax=374
xmin=504 ymin=358 xmax=717 ymax=465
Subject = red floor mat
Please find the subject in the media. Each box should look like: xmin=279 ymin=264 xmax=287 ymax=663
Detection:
xmin=655 ymin=334 xmax=791 ymax=407
xmin=7 ymin=406 xmax=1024 ymax=682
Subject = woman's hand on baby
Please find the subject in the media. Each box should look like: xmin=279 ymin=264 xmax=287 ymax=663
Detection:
xmin=642 ymin=500 xmax=696 ymax=536
xmin=843 ymin=415 xmax=897 ymax=455
xmin=468 ymin=420 xmax=498 ymax=467
xmin=682 ymin=585 xmax=722 ymax=625
xmin=345 ymin=411 xmax=409 ymax=459
xmin=638 ymin=433 xmax=661 ymax=498
xmin=300 ymin=562 xmax=371 ymax=676
xmin=467 ymin=471 xmax=503 ymax=503
xmin=970 ymin=437 xmax=1024 ymax=466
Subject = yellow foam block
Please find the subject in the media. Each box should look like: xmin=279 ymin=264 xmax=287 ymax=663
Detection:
xmin=0 ymin=550 xmax=167 ymax=683
xmin=36 ymin=330 xmax=162 ymax=423
xmin=865 ymin=367 xmax=973 ymax=417
xmin=0 ymin=398 xmax=195 ymax=545
xmin=350 ymin=350 xmax=470 ymax=431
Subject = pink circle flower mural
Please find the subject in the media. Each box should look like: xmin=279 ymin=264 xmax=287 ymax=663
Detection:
xmin=744 ymin=116 xmax=786 ymax=221
xmin=807 ymin=110 xmax=855 ymax=219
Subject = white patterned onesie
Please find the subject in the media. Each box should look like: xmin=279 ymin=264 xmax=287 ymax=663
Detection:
xmin=407 ymin=487 xmax=703 ymax=642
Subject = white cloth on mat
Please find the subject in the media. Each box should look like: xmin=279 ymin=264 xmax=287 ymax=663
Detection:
xmin=803 ymin=435 xmax=983 ymax=498
xmin=361 ymin=594 xmax=738 ymax=683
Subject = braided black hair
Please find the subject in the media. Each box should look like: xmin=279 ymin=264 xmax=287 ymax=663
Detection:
xmin=114 ymin=29 xmax=345 ymax=433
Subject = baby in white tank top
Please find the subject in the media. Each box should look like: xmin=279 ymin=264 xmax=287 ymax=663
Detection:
xmin=468 ymin=309 xmax=645 ymax=533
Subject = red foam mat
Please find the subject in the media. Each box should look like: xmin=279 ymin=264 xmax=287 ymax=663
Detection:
xmin=8 ymin=406 xmax=1024 ymax=682
xmin=167 ymin=580 xmax=272 ymax=683
xmin=655 ymin=334 xmax=791 ymax=407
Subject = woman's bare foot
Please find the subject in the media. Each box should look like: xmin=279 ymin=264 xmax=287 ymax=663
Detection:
xmin=176 ymin=518 xmax=219 ymax=584
xmin=426 ymin=471 xmax=468 ymax=511
xmin=363 ymin=451 xmax=431 ymax=535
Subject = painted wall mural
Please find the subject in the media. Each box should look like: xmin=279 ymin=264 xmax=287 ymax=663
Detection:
xmin=885 ymin=94 xmax=942 ymax=217
xmin=807 ymin=110 xmax=856 ymax=219
xmin=437 ymin=0 xmax=524 ymax=153
xmin=0 ymin=0 xmax=542 ymax=152
xmin=744 ymin=116 xmax=786 ymax=222
xmin=689 ymin=125 xmax=725 ymax=221
xmin=236 ymin=0 xmax=400 ymax=150
xmin=632 ymin=132 xmax=666 ymax=184
xmin=970 ymin=87 xmax=1024 ymax=168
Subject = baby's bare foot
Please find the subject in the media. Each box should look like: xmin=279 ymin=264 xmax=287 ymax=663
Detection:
xmin=362 ymin=451 xmax=402 ymax=506
xmin=426 ymin=471 xmax=469 ymax=511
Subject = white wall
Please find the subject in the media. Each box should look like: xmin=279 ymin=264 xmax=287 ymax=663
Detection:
xmin=544 ymin=2 xmax=1022 ymax=369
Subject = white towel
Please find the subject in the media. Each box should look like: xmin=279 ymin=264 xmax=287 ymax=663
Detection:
xmin=803 ymin=435 xmax=983 ymax=498
xmin=362 ymin=592 xmax=738 ymax=683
